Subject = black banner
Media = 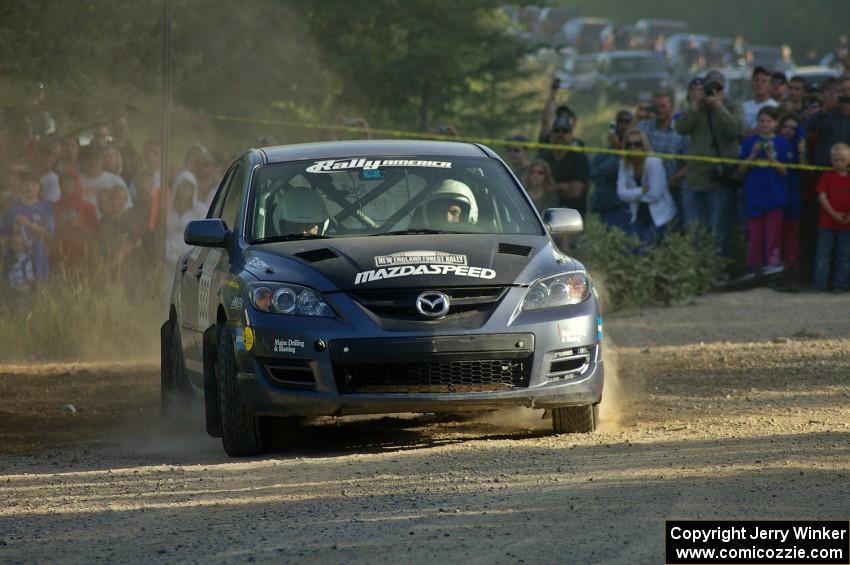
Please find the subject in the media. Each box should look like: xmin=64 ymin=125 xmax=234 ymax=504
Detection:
xmin=666 ymin=520 xmax=849 ymax=564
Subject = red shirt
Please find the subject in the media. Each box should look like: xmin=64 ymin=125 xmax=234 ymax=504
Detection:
xmin=817 ymin=171 xmax=850 ymax=230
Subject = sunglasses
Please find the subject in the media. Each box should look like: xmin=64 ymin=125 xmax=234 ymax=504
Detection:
xmin=552 ymin=128 xmax=570 ymax=134
xmin=625 ymin=141 xmax=643 ymax=148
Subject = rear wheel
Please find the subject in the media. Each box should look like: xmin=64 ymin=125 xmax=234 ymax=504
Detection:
xmin=217 ymin=325 xmax=263 ymax=456
xmin=552 ymin=404 xmax=598 ymax=433
xmin=161 ymin=319 xmax=193 ymax=420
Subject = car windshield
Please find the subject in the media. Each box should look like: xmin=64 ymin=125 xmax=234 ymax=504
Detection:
xmin=610 ymin=56 xmax=663 ymax=74
xmin=247 ymin=156 xmax=543 ymax=242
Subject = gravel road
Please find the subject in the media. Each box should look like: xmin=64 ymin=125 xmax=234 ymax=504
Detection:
xmin=1 ymin=288 xmax=849 ymax=564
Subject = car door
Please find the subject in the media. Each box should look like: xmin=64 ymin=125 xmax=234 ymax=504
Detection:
xmin=180 ymin=165 xmax=238 ymax=378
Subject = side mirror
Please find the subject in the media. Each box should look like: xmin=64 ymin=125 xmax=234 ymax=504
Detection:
xmin=185 ymin=219 xmax=230 ymax=247
xmin=543 ymin=208 xmax=583 ymax=235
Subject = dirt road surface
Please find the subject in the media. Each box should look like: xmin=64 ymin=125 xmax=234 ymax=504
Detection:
xmin=2 ymin=288 xmax=849 ymax=563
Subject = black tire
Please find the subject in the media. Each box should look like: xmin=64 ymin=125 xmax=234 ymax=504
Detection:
xmin=217 ymin=325 xmax=263 ymax=456
xmin=161 ymin=319 xmax=193 ymax=420
xmin=552 ymin=404 xmax=598 ymax=434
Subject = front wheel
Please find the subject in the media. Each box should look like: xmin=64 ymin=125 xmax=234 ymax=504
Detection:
xmin=552 ymin=404 xmax=598 ymax=433
xmin=217 ymin=325 xmax=263 ymax=456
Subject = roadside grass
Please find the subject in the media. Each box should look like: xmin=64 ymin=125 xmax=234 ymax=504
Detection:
xmin=0 ymin=263 xmax=163 ymax=363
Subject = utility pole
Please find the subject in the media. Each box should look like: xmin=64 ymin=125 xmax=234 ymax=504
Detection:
xmin=158 ymin=0 xmax=172 ymax=265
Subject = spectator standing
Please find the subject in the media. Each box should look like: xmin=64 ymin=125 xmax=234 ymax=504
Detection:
xmin=96 ymin=186 xmax=136 ymax=272
xmin=812 ymin=143 xmax=850 ymax=291
xmin=53 ymin=170 xmax=97 ymax=274
xmin=504 ymin=135 xmax=531 ymax=179
xmin=778 ymin=114 xmax=804 ymax=271
xmin=112 ymin=116 xmax=140 ymax=186
xmin=742 ymin=67 xmax=780 ymax=132
xmin=173 ymin=145 xmax=213 ymax=211
xmin=537 ymin=116 xmax=590 ymax=217
xmin=79 ymin=146 xmax=129 ymax=210
xmin=34 ymin=141 xmax=62 ymax=203
xmin=737 ymin=107 xmax=790 ymax=270
xmin=56 ymin=135 xmax=80 ymax=174
xmin=785 ymin=77 xmax=807 ymax=116
xmin=638 ymin=90 xmax=688 ymax=217
xmin=521 ymin=160 xmax=559 ymax=214
xmin=770 ymin=72 xmax=787 ymax=103
xmin=675 ymin=70 xmax=745 ymax=256
xmin=0 ymin=173 xmax=54 ymax=278
xmin=165 ymin=175 xmax=206 ymax=274
xmin=589 ymin=109 xmax=632 ymax=231
xmin=539 ymin=78 xmax=582 ymax=146
xmin=616 ymin=129 xmax=676 ymax=244
xmin=3 ymin=226 xmax=46 ymax=300
xmin=806 ymin=77 xmax=850 ymax=168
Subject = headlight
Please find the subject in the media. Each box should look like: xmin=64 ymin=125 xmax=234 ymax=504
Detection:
xmin=520 ymin=272 xmax=590 ymax=312
xmin=248 ymin=282 xmax=334 ymax=317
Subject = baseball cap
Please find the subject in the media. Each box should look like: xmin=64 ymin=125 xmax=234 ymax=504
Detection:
xmin=771 ymin=71 xmax=787 ymax=84
xmin=704 ymin=70 xmax=725 ymax=87
xmin=551 ymin=116 xmax=573 ymax=132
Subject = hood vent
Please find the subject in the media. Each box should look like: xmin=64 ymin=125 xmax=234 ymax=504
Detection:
xmin=498 ymin=243 xmax=533 ymax=257
xmin=294 ymin=248 xmax=339 ymax=263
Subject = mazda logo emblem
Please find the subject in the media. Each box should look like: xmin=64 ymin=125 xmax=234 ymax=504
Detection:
xmin=416 ymin=291 xmax=450 ymax=318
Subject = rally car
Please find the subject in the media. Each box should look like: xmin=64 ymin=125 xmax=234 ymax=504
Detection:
xmin=161 ymin=140 xmax=604 ymax=456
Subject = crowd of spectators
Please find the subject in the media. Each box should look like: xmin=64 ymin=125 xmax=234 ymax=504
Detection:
xmin=0 ymin=85 xmax=227 ymax=303
xmin=507 ymin=63 xmax=850 ymax=291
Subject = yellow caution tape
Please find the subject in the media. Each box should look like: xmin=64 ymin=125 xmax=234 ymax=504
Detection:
xmin=208 ymin=113 xmax=831 ymax=173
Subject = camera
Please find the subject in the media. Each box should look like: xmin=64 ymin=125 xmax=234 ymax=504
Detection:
xmin=608 ymin=121 xmax=617 ymax=134
xmin=703 ymin=81 xmax=722 ymax=97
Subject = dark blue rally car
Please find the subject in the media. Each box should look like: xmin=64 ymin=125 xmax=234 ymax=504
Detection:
xmin=161 ymin=140 xmax=604 ymax=456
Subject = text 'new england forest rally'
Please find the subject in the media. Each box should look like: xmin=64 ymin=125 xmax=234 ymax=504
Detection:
xmin=161 ymin=140 xmax=604 ymax=456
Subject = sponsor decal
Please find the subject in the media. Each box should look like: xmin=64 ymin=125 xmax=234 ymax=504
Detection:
xmin=223 ymin=279 xmax=240 ymax=289
xmin=246 ymin=257 xmax=270 ymax=270
xmin=243 ymin=327 xmax=254 ymax=352
xmin=234 ymin=327 xmax=245 ymax=351
xmin=273 ymin=337 xmax=305 ymax=354
xmin=374 ymin=250 xmax=467 ymax=268
xmin=229 ymin=296 xmax=244 ymax=310
xmin=597 ymin=316 xmax=603 ymax=340
xmin=306 ymin=158 xmax=452 ymax=174
xmin=557 ymin=322 xmax=582 ymax=344
xmin=354 ymin=264 xmax=496 ymax=285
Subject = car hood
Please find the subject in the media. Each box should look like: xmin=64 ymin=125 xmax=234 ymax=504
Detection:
xmin=243 ymin=234 xmax=579 ymax=292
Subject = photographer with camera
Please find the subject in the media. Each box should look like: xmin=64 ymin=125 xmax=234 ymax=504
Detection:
xmin=589 ymin=110 xmax=633 ymax=231
xmin=675 ymin=70 xmax=745 ymax=257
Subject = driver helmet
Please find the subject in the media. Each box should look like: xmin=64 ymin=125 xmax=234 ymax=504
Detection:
xmin=276 ymin=186 xmax=330 ymax=236
xmin=422 ymin=179 xmax=478 ymax=227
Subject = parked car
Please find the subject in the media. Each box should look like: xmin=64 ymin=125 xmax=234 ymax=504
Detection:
xmin=666 ymin=34 xmax=735 ymax=86
xmin=554 ymin=17 xmax=610 ymax=53
xmin=633 ymin=18 xmax=687 ymax=46
xmin=162 ymin=140 xmax=605 ymax=456
xmin=746 ymin=45 xmax=790 ymax=72
xmin=531 ymin=6 xmax=576 ymax=45
xmin=595 ymin=50 xmax=673 ymax=103
xmin=790 ymin=66 xmax=841 ymax=90
xmin=554 ymin=53 xmax=600 ymax=99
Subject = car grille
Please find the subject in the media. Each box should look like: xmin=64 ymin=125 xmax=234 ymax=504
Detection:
xmin=350 ymin=286 xmax=507 ymax=320
xmin=334 ymin=356 xmax=532 ymax=394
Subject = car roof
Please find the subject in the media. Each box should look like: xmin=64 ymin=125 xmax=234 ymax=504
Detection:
xmin=259 ymin=140 xmax=490 ymax=164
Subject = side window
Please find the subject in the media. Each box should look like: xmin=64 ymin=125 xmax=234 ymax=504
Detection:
xmin=209 ymin=166 xmax=236 ymax=219
xmin=219 ymin=164 xmax=247 ymax=231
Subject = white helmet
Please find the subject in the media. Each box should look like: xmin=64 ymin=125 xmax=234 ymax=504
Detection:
xmin=276 ymin=186 xmax=330 ymax=235
xmin=421 ymin=179 xmax=478 ymax=227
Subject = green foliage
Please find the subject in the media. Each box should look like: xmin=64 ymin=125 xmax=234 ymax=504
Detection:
xmin=574 ymin=216 xmax=724 ymax=312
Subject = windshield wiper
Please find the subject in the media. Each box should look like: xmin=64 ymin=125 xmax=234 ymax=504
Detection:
xmin=251 ymin=234 xmax=331 ymax=244
xmin=374 ymin=229 xmax=464 ymax=236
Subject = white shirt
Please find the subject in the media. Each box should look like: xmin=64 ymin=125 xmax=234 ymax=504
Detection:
xmin=617 ymin=157 xmax=676 ymax=228
xmin=165 ymin=202 xmax=207 ymax=265
xmin=742 ymin=98 xmax=779 ymax=129
xmin=39 ymin=171 xmax=61 ymax=203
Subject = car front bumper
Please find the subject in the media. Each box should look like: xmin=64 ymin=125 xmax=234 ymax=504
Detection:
xmin=233 ymin=287 xmax=604 ymax=417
